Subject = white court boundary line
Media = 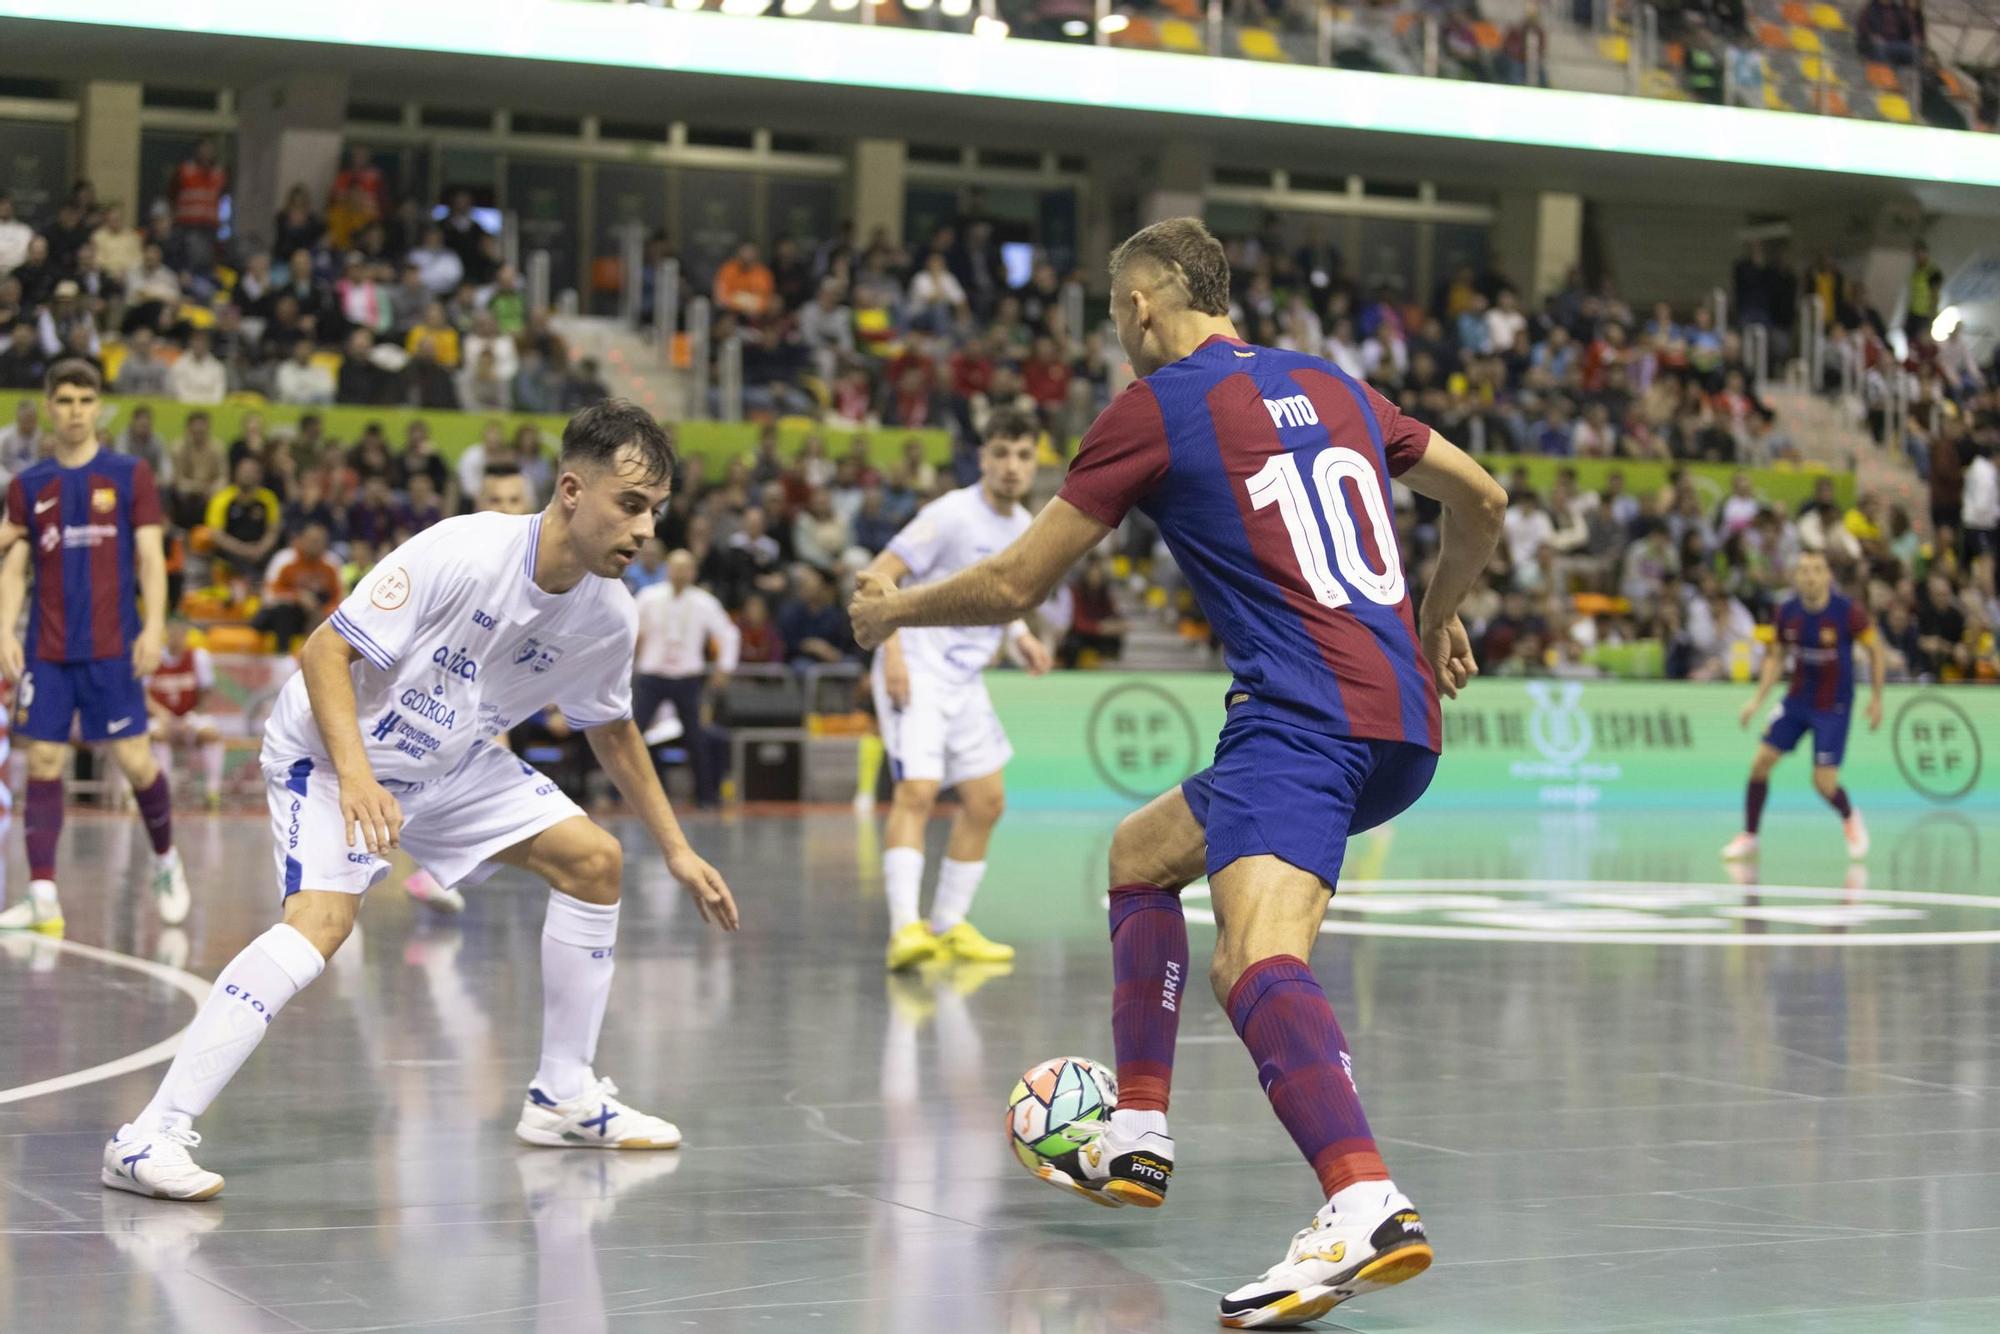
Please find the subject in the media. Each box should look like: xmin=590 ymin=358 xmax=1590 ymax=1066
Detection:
xmin=0 ymin=937 xmax=209 ymax=1105
xmin=1169 ymin=878 xmax=2000 ymax=948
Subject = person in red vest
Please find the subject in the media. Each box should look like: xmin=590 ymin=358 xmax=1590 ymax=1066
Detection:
xmin=169 ymin=138 xmax=227 ymax=271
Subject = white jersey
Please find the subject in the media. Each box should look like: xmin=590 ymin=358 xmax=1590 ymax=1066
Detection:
xmin=262 ymin=512 xmax=636 ymax=785
xmin=878 ymin=485 xmax=1031 ymax=687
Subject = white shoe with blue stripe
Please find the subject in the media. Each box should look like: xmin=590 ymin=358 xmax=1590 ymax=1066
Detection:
xmin=101 ymin=1119 xmax=224 ymax=1201
xmin=515 ymin=1076 xmax=682 ymax=1149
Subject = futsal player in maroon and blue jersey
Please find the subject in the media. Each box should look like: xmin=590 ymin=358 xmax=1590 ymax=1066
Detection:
xmin=1722 ymin=548 xmax=1885 ymax=863
xmin=0 ymin=360 xmax=191 ymax=936
xmin=850 ymin=219 xmax=1506 ymax=1328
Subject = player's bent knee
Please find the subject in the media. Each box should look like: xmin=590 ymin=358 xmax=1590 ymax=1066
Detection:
xmin=892 ymin=780 xmax=940 ymax=815
xmin=962 ymin=788 xmax=1005 ymax=827
xmin=553 ymin=834 xmax=624 ymax=905
xmin=25 ymin=743 xmax=68 ymax=782
xmin=281 ymin=893 xmax=358 ymax=960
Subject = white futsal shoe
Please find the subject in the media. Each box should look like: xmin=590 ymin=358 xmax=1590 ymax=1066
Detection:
xmin=152 ymin=849 xmax=192 ymax=926
xmin=102 ymin=1118 xmax=225 ymax=1201
xmin=1843 ymin=810 xmax=1870 ymax=860
xmin=516 ymin=1076 xmax=683 ymax=1149
xmin=1219 ymin=1185 xmax=1432 ymax=1328
xmin=1719 ymin=833 xmax=1759 ymax=861
xmin=1034 ymin=1119 xmax=1176 ymax=1209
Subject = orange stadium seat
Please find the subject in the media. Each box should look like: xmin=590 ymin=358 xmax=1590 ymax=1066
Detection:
xmin=1757 ymin=21 xmax=1790 ymax=49
xmin=1780 ymin=1 xmax=1810 ymax=23
xmin=1823 ymin=87 xmax=1850 ymax=115
xmin=1865 ymin=62 xmax=1900 ymax=90
xmin=1471 ymin=21 xmax=1501 ymax=51
xmin=1162 ymin=0 xmax=1202 ymax=18
xmin=1110 ymin=17 xmax=1161 ymax=50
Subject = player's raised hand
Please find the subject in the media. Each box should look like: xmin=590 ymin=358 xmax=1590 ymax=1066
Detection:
xmin=666 ymin=846 xmax=739 ymax=931
xmin=339 ymin=773 xmax=403 ymax=854
xmin=0 ymin=635 xmax=21 ymax=685
xmin=1017 ymin=633 xmax=1055 ymax=677
xmin=1420 ymin=616 xmax=1476 ymax=699
xmin=131 ymin=624 xmax=164 ymax=679
xmin=849 ymin=570 xmax=898 ymax=651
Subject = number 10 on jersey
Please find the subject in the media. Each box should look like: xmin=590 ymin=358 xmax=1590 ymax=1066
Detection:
xmin=1245 ymin=446 xmax=1406 ymax=609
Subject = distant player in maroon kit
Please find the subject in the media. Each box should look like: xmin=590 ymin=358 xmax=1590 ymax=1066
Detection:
xmin=148 ymin=618 xmax=227 ymax=810
xmin=0 ymin=360 xmax=191 ymax=936
xmin=851 ymin=218 xmax=1507 ymax=1328
xmin=1722 ymin=549 xmax=1885 ymax=863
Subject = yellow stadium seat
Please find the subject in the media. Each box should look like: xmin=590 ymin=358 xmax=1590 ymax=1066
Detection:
xmin=310 ymin=350 xmax=343 ymax=375
xmin=1798 ymin=54 xmax=1825 ymax=81
xmin=1877 ymin=92 xmax=1913 ymax=122
xmin=1599 ymin=34 xmax=1629 ymax=63
xmin=1764 ymin=83 xmax=1794 ymax=111
xmin=1236 ymin=27 xmax=1286 ymax=61
xmin=1159 ymin=19 xmax=1203 ymax=53
xmin=1810 ymin=3 xmax=1845 ymax=30
xmin=1789 ymin=27 xmax=1821 ymax=54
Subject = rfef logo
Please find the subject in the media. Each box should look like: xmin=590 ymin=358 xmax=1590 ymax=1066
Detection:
xmin=1085 ymin=682 xmax=1199 ymax=800
xmin=1892 ymin=694 xmax=1982 ymax=803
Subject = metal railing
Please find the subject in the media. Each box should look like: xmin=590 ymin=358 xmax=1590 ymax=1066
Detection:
xmin=686 ymin=295 xmax=713 ymax=419
xmin=718 ymin=335 xmax=744 ymax=423
xmin=653 ymin=258 xmax=681 ymax=344
xmin=527 ymin=250 xmax=552 ymax=314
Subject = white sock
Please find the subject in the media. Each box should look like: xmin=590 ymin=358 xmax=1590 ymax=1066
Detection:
xmin=1111 ymin=1108 xmax=1169 ymax=1139
xmin=533 ymin=892 xmax=619 ymax=1102
xmin=884 ymin=846 xmax=925 ymax=931
xmin=28 ymin=878 xmax=58 ymax=912
xmin=201 ymin=740 xmax=225 ymax=797
xmin=133 ymin=923 xmax=325 ymax=1131
xmin=1330 ymin=1177 xmax=1401 ymax=1218
xmin=928 ymin=858 xmax=986 ymax=931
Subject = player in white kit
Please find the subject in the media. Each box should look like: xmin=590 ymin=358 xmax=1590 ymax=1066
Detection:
xmin=869 ymin=410 xmax=1052 ymax=971
xmin=101 ymin=403 xmax=739 ymax=1201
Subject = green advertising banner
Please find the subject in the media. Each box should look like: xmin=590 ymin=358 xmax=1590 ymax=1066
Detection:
xmin=986 ymin=674 xmax=1995 ymax=815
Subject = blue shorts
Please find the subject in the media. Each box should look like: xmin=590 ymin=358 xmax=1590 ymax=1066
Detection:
xmin=1181 ymin=714 xmax=1439 ymax=890
xmin=16 ymin=658 xmax=151 ymax=744
xmin=1762 ymin=700 xmax=1851 ymax=767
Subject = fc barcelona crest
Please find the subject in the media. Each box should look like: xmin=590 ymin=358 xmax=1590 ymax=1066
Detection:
xmin=92 ymin=487 xmax=117 ymax=514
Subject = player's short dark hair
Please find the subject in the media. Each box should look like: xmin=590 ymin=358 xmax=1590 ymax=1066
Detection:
xmin=1108 ymin=217 xmax=1231 ymax=317
xmin=45 ymin=358 xmax=102 ymax=396
xmin=983 ymin=408 xmax=1040 ymax=445
xmin=559 ymin=399 xmax=676 ymax=487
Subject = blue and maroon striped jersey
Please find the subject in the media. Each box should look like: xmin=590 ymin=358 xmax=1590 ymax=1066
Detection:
xmin=1775 ymin=593 xmax=1870 ymax=711
xmin=6 ymin=451 xmax=163 ymax=663
xmin=1059 ymin=334 xmax=1440 ymax=751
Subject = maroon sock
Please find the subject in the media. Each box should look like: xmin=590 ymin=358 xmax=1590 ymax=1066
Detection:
xmin=1826 ymin=787 xmax=1853 ymax=819
xmin=1108 ymin=883 xmax=1187 ymax=1114
xmin=1745 ymin=779 xmax=1769 ymax=834
xmin=1227 ymin=954 xmax=1388 ymax=1199
xmin=135 ymin=774 xmax=175 ymax=856
xmin=25 ymin=779 xmax=63 ymax=881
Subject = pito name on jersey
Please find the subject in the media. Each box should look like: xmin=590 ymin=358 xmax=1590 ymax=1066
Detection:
xmin=1261 ymin=394 xmax=1322 ymax=429
xmin=431 ymin=644 xmax=480 ymax=681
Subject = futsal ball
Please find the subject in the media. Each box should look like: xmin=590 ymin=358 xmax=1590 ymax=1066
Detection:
xmin=1008 ymin=1056 xmax=1117 ymax=1174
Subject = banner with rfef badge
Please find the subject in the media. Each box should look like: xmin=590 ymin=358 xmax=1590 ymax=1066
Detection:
xmin=988 ymin=675 xmax=1995 ymax=814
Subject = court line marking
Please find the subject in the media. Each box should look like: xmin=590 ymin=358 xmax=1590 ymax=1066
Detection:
xmin=1165 ymin=878 xmax=2000 ymax=948
xmin=0 ymin=936 xmax=209 ymax=1106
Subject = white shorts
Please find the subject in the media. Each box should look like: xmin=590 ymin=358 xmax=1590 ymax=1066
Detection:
xmin=154 ymin=713 xmax=217 ymax=740
xmin=872 ymin=671 xmax=1012 ymax=790
xmin=263 ymin=741 xmax=584 ymax=900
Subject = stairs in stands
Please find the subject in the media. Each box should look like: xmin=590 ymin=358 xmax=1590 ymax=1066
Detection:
xmin=1764 ymin=381 xmax=1928 ymax=519
xmin=553 ymin=316 xmax=694 ymax=420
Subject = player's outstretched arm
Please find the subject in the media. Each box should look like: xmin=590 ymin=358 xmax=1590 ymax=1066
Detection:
xmin=1741 ymin=635 xmax=1785 ymax=729
xmin=299 ymin=622 xmax=403 ymax=852
xmin=1400 ymin=433 xmax=1506 ymax=697
xmin=850 ymin=498 xmax=1108 ymax=651
xmin=584 ymin=719 xmax=739 ymax=931
xmin=0 ymin=538 xmax=28 ymax=684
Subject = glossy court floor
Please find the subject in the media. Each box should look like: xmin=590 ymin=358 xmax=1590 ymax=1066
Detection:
xmin=2 ymin=797 xmax=1997 ymax=1333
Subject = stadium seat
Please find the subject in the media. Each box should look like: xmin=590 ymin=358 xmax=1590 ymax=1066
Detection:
xmin=1764 ymin=83 xmax=1796 ymax=111
xmin=1780 ymin=1 xmax=1810 ymax=24
xmin=1162 ymin=0 xmax=1202 ymax=18
xmin=1159 ymin=18 xmax=1204 ymax=52
xmin=1823 ymin=87 xmax=1850 ymax=115
xmin=1236 ymin=28 xmax=1287 ymax=61
xmin=1809 ymin=2 xmax=1845 ymax=29
xmin=1757 ymin=21 xmax=1790 ymax=49
xmin=1599 ymin=34 xmax=1630 ymax=62
xmin=1865 ymin=61 xmax=1900 ymax=90
xmin=1877 ymin=92 xmax=1913 ymax=122
xmin=1110 ymin=17 xmax=1160 ymax=50
xmin=1789 ymin=27 xmax=1821 ymax=54
xmin=1798 ymin=54 xmax=1826 ymax=81
xmin=101 ymin=342 xmax=126 ymax=383
xmin=1471 ymin=20 xmax=1501 ymax=51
